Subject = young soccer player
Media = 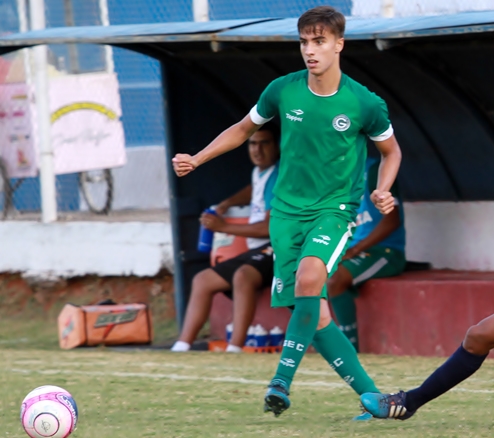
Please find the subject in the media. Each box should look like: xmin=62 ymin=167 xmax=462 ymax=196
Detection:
xmin=173 ymin=6 xmax=402 ymax=417
xmin=360 ymin=314 xmax=494 ymax=419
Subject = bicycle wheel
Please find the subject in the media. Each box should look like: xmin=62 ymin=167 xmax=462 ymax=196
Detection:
xmin=78 ymin=169 xmax=113 ymax=215
xmin=0 ymin=158 xmax=14 ymax=220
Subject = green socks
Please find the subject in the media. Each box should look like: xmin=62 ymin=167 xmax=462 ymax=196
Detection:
xmin=272 ymin=296 xmax=320 ymax=389
xmin=312 ymin=320 xmax=379 ymax=395
xmin=330 ymin=289 xmax=359 ymax=351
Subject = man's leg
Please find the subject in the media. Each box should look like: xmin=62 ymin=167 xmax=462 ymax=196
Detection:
xmin=265 ymin=256 xmax=325 ymax=415
xmin=329 ymin=248 xmax=406 ymax=352
xmin=171 ymin=269 xmax=230 ymax=352
xmin=229 ymin=265 xmax=263 ymax=349
xmin=361 ymin=314 xmax=494 ymax=419
xmin=312 ymin=298 xmax=380 ymax=395
xmin=327 ymin=266 xmax=358 ymax=350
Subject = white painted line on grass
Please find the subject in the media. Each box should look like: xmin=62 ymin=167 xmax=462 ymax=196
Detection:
xmin=8 ymin=368 xmax=494 ymax=394
xmin=8 ymin=368 xmax=347 ymax=390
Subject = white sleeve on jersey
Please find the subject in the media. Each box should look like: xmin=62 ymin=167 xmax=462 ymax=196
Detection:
xmin=369 ymin=124 xmax=394 ymax=142
xmin=249 ymin=104 xmax=274 ymax=125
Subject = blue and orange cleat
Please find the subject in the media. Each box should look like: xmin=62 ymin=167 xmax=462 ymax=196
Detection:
xmin=352 ymin=411 xmax=373 ymax=421
xmin=360 ymin=391 xmax=416 ymax=420
xmin=264 ymin=379 xmax=290 ymax=417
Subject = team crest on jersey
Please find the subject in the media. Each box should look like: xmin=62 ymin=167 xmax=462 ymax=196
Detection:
xmin=332 ymin=114 xmax=351 ymax=132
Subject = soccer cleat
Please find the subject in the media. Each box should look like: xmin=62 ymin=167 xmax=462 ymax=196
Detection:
xmin=352 ymin=411 xmax=373 ymax=421
xmin=264 ymin=379 xmax=290 ymax=417
xmin=360 ymin=391 xmax=416 ymax=420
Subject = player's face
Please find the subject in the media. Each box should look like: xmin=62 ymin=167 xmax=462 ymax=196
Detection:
xmin=248 ymin=130 xmax=279 ymax=170
xmin=299 ymin=26 xmax=344 ymax=77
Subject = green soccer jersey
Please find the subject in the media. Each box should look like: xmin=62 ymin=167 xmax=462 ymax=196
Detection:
xmin=250 ymin=70 xmax=393 ymax=220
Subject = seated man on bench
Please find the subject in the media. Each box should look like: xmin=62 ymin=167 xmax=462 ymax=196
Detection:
xmin=327 ymin=156 xmax=406 ymax=352
xmin=171 ymin=123 xmax=280 ymax=353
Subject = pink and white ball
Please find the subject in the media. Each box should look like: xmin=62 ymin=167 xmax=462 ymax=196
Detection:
xmin=20 ymin=385 xmax=78 ymax=438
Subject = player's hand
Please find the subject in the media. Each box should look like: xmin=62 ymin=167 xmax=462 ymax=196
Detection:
xmin=342 ymin=246 xmax=362 ymax=260
xmin=370 ymin=190 xmax=395 ymax=215
xmin=214 ymin=201 xmax=230 ymax=216
xmin=172 ymin=154 xmax=198 ymax=177
xmin=200 ymin=212 xmax=226 ymax=232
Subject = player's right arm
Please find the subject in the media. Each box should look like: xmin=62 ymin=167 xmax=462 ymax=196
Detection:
xmin=172 ymin=115 xmax=260 ymax=177
xmin=172 ymin=77 xmax=282 ymax=177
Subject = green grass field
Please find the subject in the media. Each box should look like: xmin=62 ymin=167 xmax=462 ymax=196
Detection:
xmin=1 ymin=318 xmax=494 ymax=437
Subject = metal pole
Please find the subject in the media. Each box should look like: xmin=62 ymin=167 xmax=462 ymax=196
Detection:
xmin=381 ymin=0 xmax=395 ymax=18
xmin=98 ymin=0 xmax=115 ymax=73
xmin=192 ymin=0 xmax=209 ymax=22
xmin=63 ymin=0 xmax=79 ymax=73
xmin=30 ymin=0 xmax=57 ymax=222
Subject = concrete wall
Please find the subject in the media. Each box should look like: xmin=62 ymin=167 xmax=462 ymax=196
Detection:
xmin=404 ymin=201 xmax=494 ymax=271
xmin=0 ymin=221 xmax=173 ymax=279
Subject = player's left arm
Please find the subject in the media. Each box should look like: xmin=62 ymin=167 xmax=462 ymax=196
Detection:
xmin=372 ymin=134 xmax=402 ymax=215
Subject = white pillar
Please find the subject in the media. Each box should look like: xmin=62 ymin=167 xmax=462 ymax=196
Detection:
xmin=193 ymin=0 xmax=209 ymax=22
xmin=30 ymin=0 xmax=57 ymax=222
xmin=98 ymin=0 xmax=115 ymax=73
xmin=381 ymin=0 xmax=395 ymax=18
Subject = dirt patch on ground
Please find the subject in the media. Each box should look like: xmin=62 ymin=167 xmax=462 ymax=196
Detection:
xmin=0 ymin=272 xmax=175 ymax=321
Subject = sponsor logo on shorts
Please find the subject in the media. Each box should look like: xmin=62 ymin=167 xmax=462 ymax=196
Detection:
xmin=332 ymin=114 xmax=351 ymax=132
xmin=312 ymin=235 xmax=331 ymax=245
xmin=275 ymin=278 xmax=283 ymax=293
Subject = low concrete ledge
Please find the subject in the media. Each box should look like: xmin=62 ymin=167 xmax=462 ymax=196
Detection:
xmin=0 ymin=221 xmax=174 ymax=278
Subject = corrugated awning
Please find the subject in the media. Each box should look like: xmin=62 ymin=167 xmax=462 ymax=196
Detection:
xmin=1 ymin=10 xmax=494 ymax=50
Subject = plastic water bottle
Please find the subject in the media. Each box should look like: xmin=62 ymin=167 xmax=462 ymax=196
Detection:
xmin=254 ymin=324 xmax=269 ymax=347
xmin=244 ymin=326 xmax=256 ymax=346
xmin=225 ymin=323 xmax=233 ymax=343
xmin=269 ymin=326 xmax=285 ymax=347
xmin=197 ymin=207 xmax=217 ymax=253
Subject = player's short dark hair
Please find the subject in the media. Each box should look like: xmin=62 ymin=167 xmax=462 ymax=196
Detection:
xmin=258 ymin=122 xmax=280 ymax=146
xmin=297 ymin=6 xmax=345 ymax=38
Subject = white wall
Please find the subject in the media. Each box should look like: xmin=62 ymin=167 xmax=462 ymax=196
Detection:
xmin=0 ymin=221 xmax=173 ymax=278
xmin=352 ymin=0 xmax=494 ymax=17
xmin=404 ymin=202 xmax=494 ymax=271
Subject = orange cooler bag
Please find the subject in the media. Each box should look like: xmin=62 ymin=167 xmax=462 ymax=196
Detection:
xmin=58 ymin=303 xmax=153 ymax=350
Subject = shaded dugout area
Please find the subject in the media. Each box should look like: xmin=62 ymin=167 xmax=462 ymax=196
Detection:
xmin=1 ymin=11 xmax=494 ymax=324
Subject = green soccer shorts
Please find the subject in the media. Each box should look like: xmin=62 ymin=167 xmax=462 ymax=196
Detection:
xmin=270 ymin=213 xmax=356 ymax=308
xmin=342 ymin=246 xmax=406 ymax=289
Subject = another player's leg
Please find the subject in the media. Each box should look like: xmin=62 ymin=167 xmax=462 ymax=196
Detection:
xmin=327 ymin=265 xmax=358 ymax=350
xmin=361 ymin=314 xmax=494 ymax=419
xmin=312 ymin=297 xmax=380 ymax=395
xmin=228 ymin=265 xmax=263 ymax=351
xmin=265 ymin=256 xmax=325 ymax=416
xmin=171 ymin=269 xmax=230 ymax=352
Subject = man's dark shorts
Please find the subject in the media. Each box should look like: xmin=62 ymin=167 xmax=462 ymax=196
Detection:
xmin=211 ymin=243 xmax=273 ymax=298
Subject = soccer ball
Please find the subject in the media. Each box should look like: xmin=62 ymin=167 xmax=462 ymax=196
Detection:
xmin=20 ymin=385 xmax=78 ymax=438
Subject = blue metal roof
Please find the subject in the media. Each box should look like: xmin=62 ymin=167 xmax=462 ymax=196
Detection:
xmin=1 ymin=10 xmax=494 ymax=49
xmin=0 ymin=18 xmax=276 ymax=46
xmin=218 ymin=10 xmax=494 ymax=41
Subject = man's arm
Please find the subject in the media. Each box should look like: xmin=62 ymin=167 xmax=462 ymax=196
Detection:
xmin=371 ymin=134 xmax=402 ymax=215
xmin=200 ymin=210 xmax=270 ymax=238
xmin=215 ymin=185 xmax=253 ymax=215
xmin=172 ymin=115 xmax=260 ymax=177
xmin=343 ymin=208 xmax=400 ymax=259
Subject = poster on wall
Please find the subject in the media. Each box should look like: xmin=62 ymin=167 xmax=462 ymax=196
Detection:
xmin=0 ymin=83 xmax=38 ymax=178
xmin=0 ymin=72 xmax=126 ymax=179
xmin=50 ymin=72 xmax=127 ymax=175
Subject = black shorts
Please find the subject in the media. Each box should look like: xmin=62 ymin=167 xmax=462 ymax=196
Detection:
xmin=211 ymin=243 xmax=274 ymax=298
